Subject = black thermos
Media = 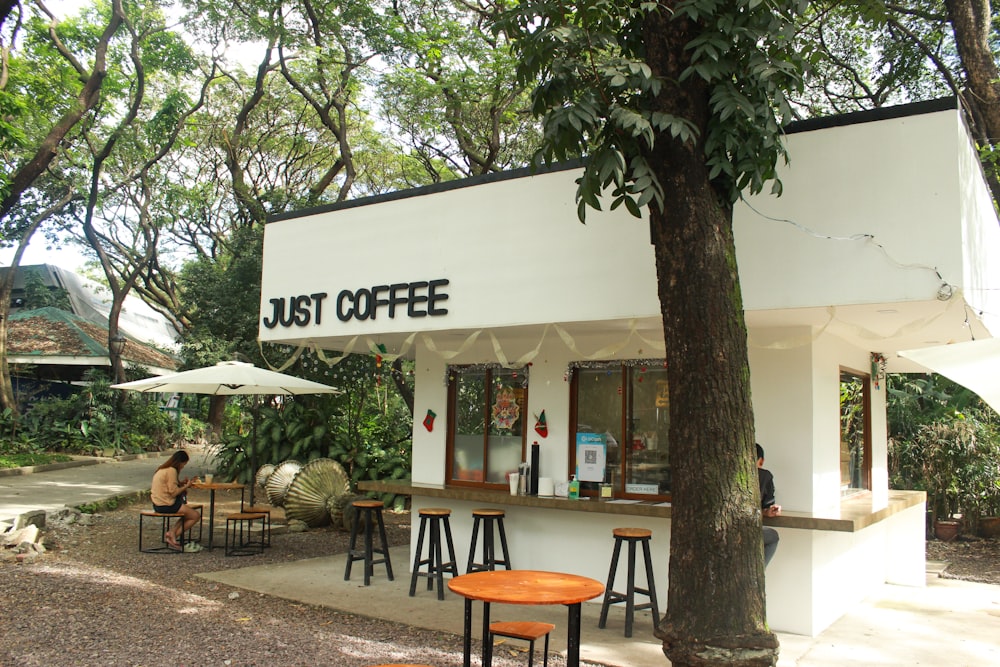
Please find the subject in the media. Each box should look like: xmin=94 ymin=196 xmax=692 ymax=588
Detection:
xmin=530 ymin=442 xmax=540 ymax=495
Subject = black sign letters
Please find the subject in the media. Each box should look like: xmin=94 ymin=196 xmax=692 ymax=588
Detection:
xmin=262 ymin=279 xmax=449 ymax=329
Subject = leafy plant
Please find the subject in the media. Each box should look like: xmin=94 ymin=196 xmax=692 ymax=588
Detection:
xmin=888 ymin=374 xmax=1000 ymax=534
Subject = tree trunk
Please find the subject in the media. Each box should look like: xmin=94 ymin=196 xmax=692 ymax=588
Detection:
xmin=645 ymin=10 xmax=776 ymax=667
xmin=390 ymin=357 xmax=414 ymax=415
xmin=207 ymin=394 xmax=227 ymax=438
xmin=945 ymin=0 xmax=1000 ymax=206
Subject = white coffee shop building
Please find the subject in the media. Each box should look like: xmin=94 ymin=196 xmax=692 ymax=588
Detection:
xmin=258 ymin=98 xmax=1000 ymax=637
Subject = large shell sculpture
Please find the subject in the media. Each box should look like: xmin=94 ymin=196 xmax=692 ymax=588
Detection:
xmin=284 ymin=458 xmax=351 ymax=527
xmin=255 ymin=464 xmax=276 ymax=491
xmin=264 ymin=459 xmax=302 ymax=507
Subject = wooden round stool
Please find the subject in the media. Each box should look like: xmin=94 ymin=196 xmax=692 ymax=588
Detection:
xmin=598 ymin=527 xmax=659 ymax=637
xmin=344 ymin=499 xmax=394 ymax=585
xmin=467 ymin=508 xmax=512 ymax=573
xmin=409 ymin=507 xmax=458 ymax=600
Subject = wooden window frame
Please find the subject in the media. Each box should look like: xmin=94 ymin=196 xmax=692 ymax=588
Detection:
xmin=839 ymin=366 xmax=872 ymax=495
xmin=445 ymin=365 xmax=528 ymax=490
xmin=568 ymin=361 xmax=670 ymax=502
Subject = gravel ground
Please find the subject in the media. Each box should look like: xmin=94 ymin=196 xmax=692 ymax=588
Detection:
xmin=7 ymin=485 xmax=997 ymax=667
xmin=0 ymin=489 xmax=598 ymax=667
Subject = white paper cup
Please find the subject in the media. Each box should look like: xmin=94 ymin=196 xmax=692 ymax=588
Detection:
xmin=537 ymin=477 xmax=554 ymax=497
xmin=508 ymin=473 xmax=520 ymax=496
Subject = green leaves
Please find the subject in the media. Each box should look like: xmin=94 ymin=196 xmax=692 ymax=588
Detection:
xmin=499 ymin=0 xmax=808 ymax=219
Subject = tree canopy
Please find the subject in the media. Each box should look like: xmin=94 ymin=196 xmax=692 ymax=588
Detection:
xmin=2 ymin=1 xmax=999 ymax=664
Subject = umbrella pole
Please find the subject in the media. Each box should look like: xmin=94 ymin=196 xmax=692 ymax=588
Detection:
xmin=250 ymin=396 xmax=259 ymax=507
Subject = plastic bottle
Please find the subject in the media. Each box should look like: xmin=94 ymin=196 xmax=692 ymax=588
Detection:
xmin=568 ymin=474 xmax=580 ymax=500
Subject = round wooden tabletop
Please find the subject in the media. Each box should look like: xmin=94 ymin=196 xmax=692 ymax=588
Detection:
xmin=448 ymin=569 xmax=604 ymax=606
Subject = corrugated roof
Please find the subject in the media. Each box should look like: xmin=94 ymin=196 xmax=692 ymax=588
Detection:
xmin=8 ymin=306 xmax=179 ymax=371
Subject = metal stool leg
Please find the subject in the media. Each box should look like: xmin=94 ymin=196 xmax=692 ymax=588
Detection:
xmin=599 ymin=536 xmax=623 ymax=629
xmin=625 ymin=537 xmax=637 ymax=637
xmin=374 ymin=506 xmax=394 ymax=580
xmin=344 ymin=506 xmax=363 ymax=581
xmin=409 ymin=515 xmax=428 ymax=596
xmin=642 ymin=536 xmax=660 ymax=626
xmin=496 ymin=516 xmax=512 ymax=569
xmin=466 ymin=515 xmax=482 ymax=573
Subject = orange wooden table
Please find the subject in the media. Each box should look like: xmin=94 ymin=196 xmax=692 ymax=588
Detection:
xmin=190 ymin=481 xmax=245 ymax=550
xmin=448 ymin=569 xmax=604 ymax=667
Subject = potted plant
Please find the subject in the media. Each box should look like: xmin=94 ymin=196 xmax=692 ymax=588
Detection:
xmin=975 ymin=480 xmax=1000 ymax=538
xmin=908 ymin=419 xmax=977 ymax=540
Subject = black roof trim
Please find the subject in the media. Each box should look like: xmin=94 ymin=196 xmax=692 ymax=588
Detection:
xmin=268 ymin=158 xmax=587 ymax=223
xmin=784 ymin=97 xmax=958 ymax=135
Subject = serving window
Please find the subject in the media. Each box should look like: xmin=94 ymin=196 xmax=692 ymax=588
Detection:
xmin=569 ymin=361 xmax=670 ymax=501
xmin=446 ymin=365 xmax=528 ymax=489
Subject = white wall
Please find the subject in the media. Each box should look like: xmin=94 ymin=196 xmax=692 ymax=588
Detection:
xmin=261 ymin=108 xmax=997 ymax=350
xmin=735 ymin=110 xmax=971 ymax=311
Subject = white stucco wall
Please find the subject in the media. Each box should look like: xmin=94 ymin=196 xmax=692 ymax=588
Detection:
xmin=735 ymin=109 xmax=971 ymax=311
xmin=261 ymin=106 xmax=997 ymax=351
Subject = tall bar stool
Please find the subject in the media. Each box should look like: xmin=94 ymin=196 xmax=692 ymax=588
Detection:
xmin=409 ymin=507 xmax=459 ymax=600
xmin=344 ymin=499 xmax=394 ymax=585
xmin=466 ymin=508 xmax=512 ymax=573
xmin=598 ymin=527 xmax=660 ymax=638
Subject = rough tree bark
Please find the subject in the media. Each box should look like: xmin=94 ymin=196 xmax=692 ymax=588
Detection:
xmin=944 ymin=0 xmax=1000 ymax=206
xmin=645 ymin=9 xmax=775 ymax=667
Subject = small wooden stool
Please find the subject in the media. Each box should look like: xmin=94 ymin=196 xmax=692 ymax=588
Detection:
xmin=138 ymin=507 xmax=203 ymax=554
xmin=409 ymin=507 xmax=458 ymax=600
xmin=241 ymin=503 xmax=272 ymax=547
xmin=598 ymin=527 xmax=660 ymax=637
xmin=466 ymin=508 xmax=512 ymax=573
xmin=225 ymin=511 xmax=267 ymax=556
xmin=488 ymin=620 xmax=554 ymax=667
xmin=344 ymin=499 xmax=394 ymax=585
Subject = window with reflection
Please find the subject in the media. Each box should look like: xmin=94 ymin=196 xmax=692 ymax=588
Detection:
xmin=446 ymin=365 xmax=527 ymax=489
xmin=569 ymin=361 xmax=670 ymax=500
xmin=840 ymin=368 xmax=872 ymax=495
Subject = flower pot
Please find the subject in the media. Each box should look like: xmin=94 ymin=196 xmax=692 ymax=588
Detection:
xmin=934 ymin=519 xmax=961 ymax=542
xmin=978 ymin=516 xmax=1000 ymax=538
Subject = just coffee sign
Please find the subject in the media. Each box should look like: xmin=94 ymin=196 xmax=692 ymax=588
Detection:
xmin=262 ymin=278 xmax=450 ymax=328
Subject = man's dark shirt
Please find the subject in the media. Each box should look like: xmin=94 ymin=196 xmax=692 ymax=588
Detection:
xmin=758 ymin=467 xmax=775 ymax=509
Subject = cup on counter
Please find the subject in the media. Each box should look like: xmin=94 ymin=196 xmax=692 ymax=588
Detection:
xmin=537 ymin=477 xmax=554 ymax=497
xmin=508 ymin=473 xmax=520 ymax=496
xmin=204 ymin=473 xmax=214 ymax=484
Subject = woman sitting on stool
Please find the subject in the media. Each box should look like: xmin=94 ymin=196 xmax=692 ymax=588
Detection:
xmin=151 ymin=450 xmax=199 ymax=550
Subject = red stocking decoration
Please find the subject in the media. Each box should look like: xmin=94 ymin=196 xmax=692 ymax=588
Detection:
xmin=423 ymin=409 xmax=436 ymax=432
xmin=534 ymin=410 xmax=548 ymax=438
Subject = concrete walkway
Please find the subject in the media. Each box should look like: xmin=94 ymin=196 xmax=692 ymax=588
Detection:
xmin=3 ymin=455 xmax=1000 ymax=666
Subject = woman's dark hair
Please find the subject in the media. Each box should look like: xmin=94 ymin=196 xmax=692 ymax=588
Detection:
xmin=755 ymin=443 xmax=765 ymax=461
xmin=157 ymin=450 xmax=189 ymax=471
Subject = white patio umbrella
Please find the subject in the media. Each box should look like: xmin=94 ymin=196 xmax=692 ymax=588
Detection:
xmin=112 ymin=361 xmax=340 ymax=505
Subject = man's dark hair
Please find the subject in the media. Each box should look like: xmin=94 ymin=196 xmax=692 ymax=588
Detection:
xmin=755 ymin=443 xmax=764 ymax=461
